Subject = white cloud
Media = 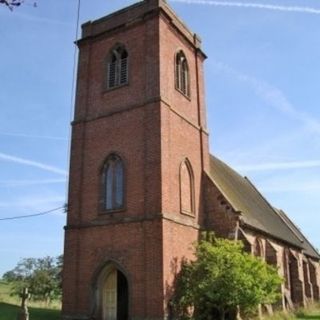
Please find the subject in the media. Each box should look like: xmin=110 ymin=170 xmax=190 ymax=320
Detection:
xmin=234 ymin=160 xmax=320 ymax=172
xmin=244 ymin=169 xmax=320 ymax=194
xmin=0 ymin=9 xmax=72 ymax=26
xmin=0 ymin=132 xmax=68 ymax=141
xmin=0 ymin=196 xmax=65 ymax=209
xmin=260 ymin=181 xmax=320 ymax=193
xmin=171 ymin=0 xmax=320 ymax=15
xmin=217 ymin=128 xmax=307 ymax=166
xmin=210 ymin=60 xmax=320 ymax=135
xmin=0 ymin=152 xmax=67 ymax=176
xmin=0 ymin=179 xmax=66 ymax=187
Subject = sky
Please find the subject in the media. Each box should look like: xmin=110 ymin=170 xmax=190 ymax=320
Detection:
xmin=0 ymin=0 xmax=319 ymax=277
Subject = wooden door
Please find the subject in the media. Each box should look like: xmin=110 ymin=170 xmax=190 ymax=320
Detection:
xmin=103 ymin=269 xmax=117 ymax=320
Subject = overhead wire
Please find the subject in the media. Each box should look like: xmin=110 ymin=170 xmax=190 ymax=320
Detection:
xmin=0 ymin=206 xmax=65 ymax=221
xmin=0 ymin=1 xmax=82 ymax=222
xmin=70 ymin=0 xmax=81 ymax=121
xmin=63 ymin=0 xmax=81 ymax=202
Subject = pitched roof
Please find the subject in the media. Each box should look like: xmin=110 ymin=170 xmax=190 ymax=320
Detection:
xmin=275 ymin=209 xmax=320 ymax=259
xmin=207 ymin=155 xmax=320 ymax=259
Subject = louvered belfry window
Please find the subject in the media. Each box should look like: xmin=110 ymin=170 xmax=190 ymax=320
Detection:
xmin=107 ymin=46 xmax=128 ymax=89
xmin=175 ymin=50 xmax=190 ymax=97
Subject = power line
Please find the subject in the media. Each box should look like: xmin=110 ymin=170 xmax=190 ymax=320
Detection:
xmin=69 ymin=0 xmax=81 ymax=122
xmin=64 ymin=0 xmax=81 ymax=202
xmin=0 ymin=4 xmax=80 ymax=223
xmin=0 ymin=206 xmax=65 ymax=221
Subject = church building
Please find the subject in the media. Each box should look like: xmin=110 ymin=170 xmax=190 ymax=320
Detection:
xmin=62 ymin=1 xmax=320 ymax=319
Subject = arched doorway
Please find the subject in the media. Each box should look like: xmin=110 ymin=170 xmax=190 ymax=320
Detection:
xmin=96 ymin=264 xmax=129 ymax=320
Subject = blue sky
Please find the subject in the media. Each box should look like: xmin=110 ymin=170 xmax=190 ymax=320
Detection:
xmin=0 ymin=0 xmax=319 ymax=276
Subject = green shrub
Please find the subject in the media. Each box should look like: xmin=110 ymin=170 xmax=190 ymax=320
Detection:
xmin=172 ymin=232 xmax=283 ymax=320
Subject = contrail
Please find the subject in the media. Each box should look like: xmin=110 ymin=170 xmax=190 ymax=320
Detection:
xmin=260 ymin=181 xmax=320 ymax=193
xmin=171 ymin=0 xmax=320 ymax=15
xmin=0 ymin=132 xmax=68 ymax=141
xmin=234 ymin=160 xmax=320 ymax=172
xmin=0 ymin=179 xmax=66 ymax=187
xmin=0 ymin=9 xmax=72 ymax=26
xmin=210 ymin=60 xmax=320 ymax=135
xmin=0 ymin=152 xmax=67 ymax=176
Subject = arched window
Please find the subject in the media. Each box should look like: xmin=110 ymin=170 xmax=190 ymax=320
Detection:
xmin=107 ymin=45 xmax=128 ymax=89
xmin=180 ymin=159 xmax=194 ymax=215
xmin=283 ymin=249 xmax=290 ymax=289
xmin=175 ymin=50 xmax=190 ymax=97
xmin=253 ymin=238 xmax=263 ymax=258
xmin=103 ymin=154 xmax=124 ymax=211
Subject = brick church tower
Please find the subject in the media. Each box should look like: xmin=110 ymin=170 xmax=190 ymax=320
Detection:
xmin=62 ymin=0 xmax=208 ymax=319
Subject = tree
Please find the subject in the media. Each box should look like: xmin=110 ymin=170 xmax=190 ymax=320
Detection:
xmin=2 ymin=270 xmax=18 ymax=282
xmin=0 ymin=0 xmax=23 ymax=10
xmin=172 ymin=233 xmax=282 ymax=320
xmin=3 ymin=255 xmax=63 ymax=304
xmin=0 ymin=0 xmax=36 ymax=11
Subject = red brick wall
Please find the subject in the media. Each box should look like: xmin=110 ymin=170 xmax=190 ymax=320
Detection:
xmin=68 ymin=103 xmax=162 ymax=226
xmin=158 ymin=12 xmax=209 ymax=318
xmin=62 ymin=220 xmax=164 ymax=318
xmin=159 ymin=12 xmax=209 ymax=225
xmin=159 ymin=13 xmax=209 ymax=173
xmin=204 ymin=176 xmax=238 ymax=238
xmin=162 ymin=219 xmax=199 ymax=315
xmin=74 ymin=17 xmax=160 ymax=122
xmin=63 ymin=1 xmax=209 ymax=319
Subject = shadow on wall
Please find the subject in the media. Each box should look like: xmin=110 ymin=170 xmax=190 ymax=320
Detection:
xmin=164 ymin=256 xmax=237 ymax=320
xmin=164 ymin=256 xmax=187 ymax=320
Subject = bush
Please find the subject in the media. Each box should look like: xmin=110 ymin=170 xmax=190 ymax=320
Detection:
xmin=172 ymin=233 xmax=282 ymax=320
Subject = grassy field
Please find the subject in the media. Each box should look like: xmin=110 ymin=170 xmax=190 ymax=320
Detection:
xmin=0 ymin=303 xmax=60 ymax=320
xmin=0 ymin=281 xmax=60 ymax=320
xmin=296 ymin=306 xmax=320 ymax=320
xmin=0 ymin=280 xmax=19 ymax=306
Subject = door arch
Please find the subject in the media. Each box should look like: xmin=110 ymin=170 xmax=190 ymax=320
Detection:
xmin=94 ymin=263 xmax=129 ymax=320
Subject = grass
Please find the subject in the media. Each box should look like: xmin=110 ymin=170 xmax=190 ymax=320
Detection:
xmin=264 ymin=304 xmax=320 ymax=320
xmin=0 ymin=281 xmax=60 ymax=320
xmin=0 ymin=303 xmax=60 ymax=320
xmin=295 ymin=304 xmax=320 ymax=320
xmin=0 ymin=280 xmax=18 ymax=304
